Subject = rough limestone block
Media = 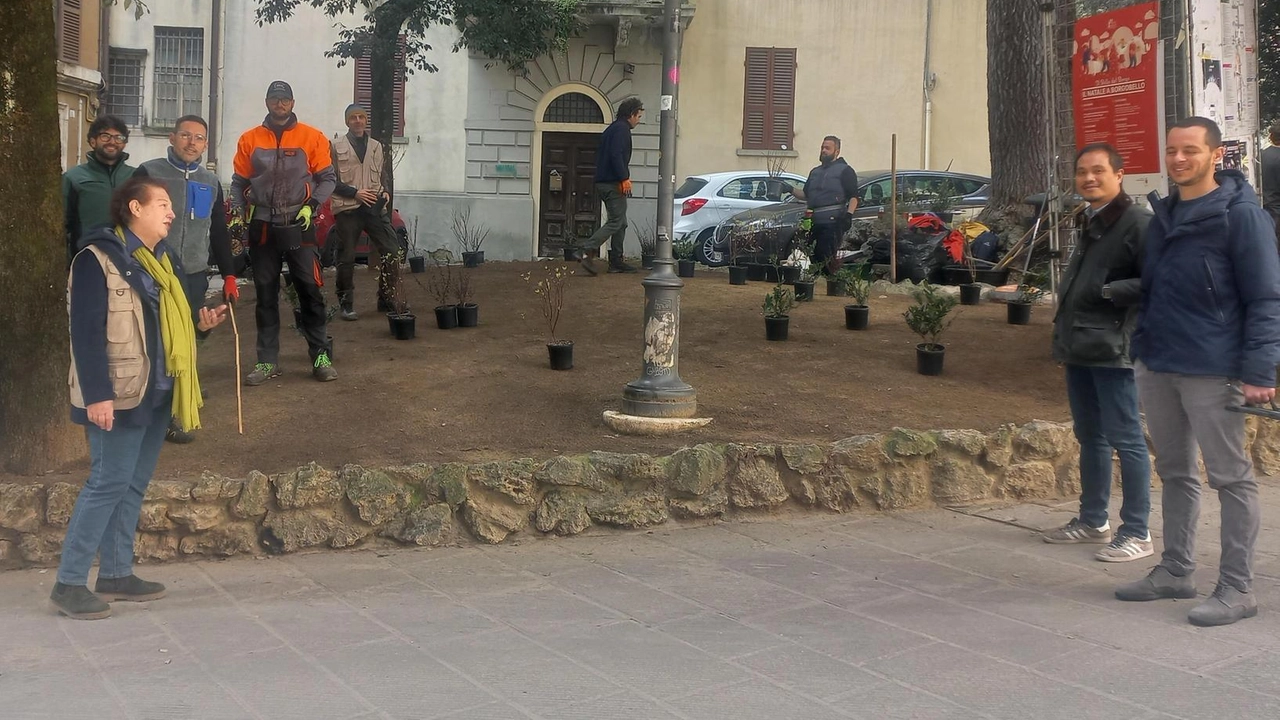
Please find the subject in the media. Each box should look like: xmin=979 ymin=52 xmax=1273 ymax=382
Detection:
xmin=726 ymin=445 xmax=787 ymax=509
xmin=667 ymin=445 xmax=727 ymax=498
xmin=232 ymin=471 xmax=272 ymax=519
xmin=44 ymin=483 xmax=79 ymax=527
xmin=1013 ymin=421 xmax=1076 ymax=461
xmin=180 ymin=523 xmax=259 ymax=556
xmin=146 ymin=479 xmax=194 ymax=501
xmin=272 ymin=463 xmax=345 ymax=509
xmin=535 ymin=456 xmax=607 ymax=492
xmin=191 ymin=472 xmax=244 ymax=502
xmin=931 ymin=457 xmax=996 ymax=506
xmin=1001 ymin=461 xmax=1059 ymax=499
xmin=137 ymin=502 xmax=175 ymax=531
xmin=343 ymin=466 xmax=411 ymax=527
xmin=167 ymin=504 xmax=226 ymax=532
xmin=535 ymin=490 xmax=593 ymax=535
xmin=885 ymin=429 xmax=938 ymax=458
xmin=0 ymin=484 xmax=45 ymax=533
xmin=387 ymin=503 xmax=455 ymax=546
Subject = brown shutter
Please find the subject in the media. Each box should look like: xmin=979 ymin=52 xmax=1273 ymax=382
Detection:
xmin=60 ymin=0 xmax=83 ymax=64
xmin=768 ymin=49 xmax=796 ymax=150
xmin=393 ymin=36 xmax=406 ymax=138
xmin=742 ymin=47 xmax=796 ymax=151
xmin=354 ymin=37 xmax=406 ymax=138
xmin=742 ymin=48 xmax=771 ymax=150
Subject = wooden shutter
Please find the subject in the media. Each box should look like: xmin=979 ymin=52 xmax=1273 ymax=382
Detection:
xmin=353 ymin=36 xmax=406 ymax=138
xmin=59 ymin=0 xmax=83 ymax=64
xmin=741 ymin=47 xmax=796 ymax=150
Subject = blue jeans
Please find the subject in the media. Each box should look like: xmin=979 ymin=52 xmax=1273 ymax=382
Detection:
xmin=1065 ymin=364 xmax=1152 ymax=539
xmin=57 ymin=402 xmax=170 ymax=586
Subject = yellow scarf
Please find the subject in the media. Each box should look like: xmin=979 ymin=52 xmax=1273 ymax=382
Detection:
xmin=119 ymin=228 xmax=203 ymax=431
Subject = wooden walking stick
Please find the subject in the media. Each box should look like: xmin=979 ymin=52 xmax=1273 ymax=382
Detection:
xmin=228 ymin=301 xmax=244 ymax=435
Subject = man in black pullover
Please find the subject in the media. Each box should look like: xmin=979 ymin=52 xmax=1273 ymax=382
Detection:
xmin=572 ymin=98 xmax=644 ymax=275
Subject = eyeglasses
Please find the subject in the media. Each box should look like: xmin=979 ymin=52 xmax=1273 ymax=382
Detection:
xmin=96 ymin=133 xmax=128 ymax=144
xmin=176 ymin=131 xmax=208 ymax=143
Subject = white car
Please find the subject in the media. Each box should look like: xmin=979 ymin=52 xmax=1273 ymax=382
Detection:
xmin=673 ymin=171 xmax=808 ymax=265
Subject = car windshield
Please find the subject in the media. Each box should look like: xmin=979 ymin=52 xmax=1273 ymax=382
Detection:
xmin=675 ymin=177 xmax=708 ymax=199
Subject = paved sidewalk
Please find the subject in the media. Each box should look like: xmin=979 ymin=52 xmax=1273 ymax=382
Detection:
xmin=5 ymin=486 xmax=1280 ymax=720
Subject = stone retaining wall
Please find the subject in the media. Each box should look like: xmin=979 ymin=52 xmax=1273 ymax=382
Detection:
xmin=5 ymin=418 xmax=1280 ymax=567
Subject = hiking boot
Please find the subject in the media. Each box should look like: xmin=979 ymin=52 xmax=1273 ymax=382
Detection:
xmin=164 ymin=419 xmax=195 ymax=444
xmin=313 ymin=352 xmax=338 ymax=382
xmin=49 ymin=583 xmax=111 ymax=620
xmin=607 ymin=252 xmax=638 ymax=273
xmin=1188 ymin=583 xmax=1258 ymax=627
xmin=1115 ymin=565 xmax=1198 ymax=602
xmin=571 ymin=250 xmax=598 ymax=277
xmin=340 ymin=306 xmax=359 ymax=322
xmin=1095 ymin=534 xmax=1154 ymax=563
xmin=94 ymin=574 xmax=167 ymax=602
xmin=245 ymin=362 xmax=282 ymax=387
xmin=1042 ymin=517 xmax=1112 ymax=544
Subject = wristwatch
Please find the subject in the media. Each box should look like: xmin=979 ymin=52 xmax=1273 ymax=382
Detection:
xmin=1101 ymin=284 xmax=1112 ymax=300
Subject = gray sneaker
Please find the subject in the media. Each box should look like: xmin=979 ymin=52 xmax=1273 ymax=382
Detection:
xmin=1095 ymin=534 xmax=1154 ymax=563
xmin=340 ymin=307 xmax=359 ymax=321
xmin=1188 ymin=583 xmax=1258 ymax=627
xmin=1042 ymin=517 xmax=1112 ymax=544
xmin=312 ymin=352 xmax=338 ymax=382
xmin=1115 ymin=565 xmax=1198 ymax=602
xmin=245 ymin=362 xmax=282 ymax=387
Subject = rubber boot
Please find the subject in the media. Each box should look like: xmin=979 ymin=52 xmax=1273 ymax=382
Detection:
xmin=608 ymin=251 xmax=638 ymax=274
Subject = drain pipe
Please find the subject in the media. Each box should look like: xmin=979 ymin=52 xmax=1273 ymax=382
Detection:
xmin=921 ymin=0 xmax=935 ymax=169
xmin=207 ymin=0 xmax=223 ymax=171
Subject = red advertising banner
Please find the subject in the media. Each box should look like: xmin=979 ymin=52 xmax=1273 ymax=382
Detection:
xmin=1072 ymin=2 xmax=1163 ymax=174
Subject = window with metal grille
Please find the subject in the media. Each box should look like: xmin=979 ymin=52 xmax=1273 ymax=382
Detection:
xmin=105 ymin=48 xmax=146 ymax=127
xmin=544 ymin=93 xmax=605 ymax=124
xmin=153 ymin=27 xmax=204 ymax=128
xmin=58 ymin=0 xmax=83 ymax=64
xmin=354 ymin=38 xmax=407 ymax=137
xmin=742 ymin=47 xmax=796 ymax=151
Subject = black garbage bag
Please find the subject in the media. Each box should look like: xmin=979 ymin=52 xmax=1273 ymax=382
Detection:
xmin=863 ymin=229 xmax=950 ymax=283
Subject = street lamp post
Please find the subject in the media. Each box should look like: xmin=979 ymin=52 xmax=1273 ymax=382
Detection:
xmin=620 ymin=0 xmax=697 ymax=419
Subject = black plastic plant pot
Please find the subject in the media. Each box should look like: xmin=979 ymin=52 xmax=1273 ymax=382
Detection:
xmin=548 ymin=340 xmax=574 ymax=370
xmin=764 ymin=265 xmax=781 ymax=283
xmin=677 ymin=259 xmax=695 ymax=278
xmin=462 ymin=251 xmax=484 ymax=267
xmin=457 ymin=303 xmax=479 ymax=327
xmin=794 ymin=280 xmax=815 ymax=301
xmin=435 ymin=305 xmax=459 ymax=330
xmin=387 ymin=313 xmax=416 ymax=340
xmin=728 ymin=266 xmax=749 ymax=285
xmin=826 ymin=279 xmax=846 ymax=296
xmin=641 ymin=253 xmax=656 ymax=269
xmin=916 ymin=343 xmax=945 ymax=375
xmin=409 ymin=256 xmax=426 ymax=273
xmin=1007 ymin=301 xmax=1032 ymax=325
xmin=782 ymin=266 xmax=802 ymax=284
xmin=845 ymin=305 xmax=869 ymax=330
xmin=975 ymin=268 xmax=1010 ymax=286
xmin=959 ymin=283 xmax=982 ymax=306
xmin=765 ymin=315 xmax=789 ymax=341
xmin=747 ymin=263 xmax=767 ymax=281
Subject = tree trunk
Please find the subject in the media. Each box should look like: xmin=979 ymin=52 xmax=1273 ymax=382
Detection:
xmin=982 ymin=0 xmax=1050 ymax=223
xmin=0 ymin=0 xmax=84 ymax=473
xmin=371 ymin=0 xmax=415 ymax=207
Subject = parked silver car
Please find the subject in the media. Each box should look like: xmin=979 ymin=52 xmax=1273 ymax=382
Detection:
xmin=672 ymin=171 xmax=808 ymax=264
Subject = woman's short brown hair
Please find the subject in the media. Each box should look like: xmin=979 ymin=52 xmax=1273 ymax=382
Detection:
xmin=108 ymin=176 xmax=170 ymax=229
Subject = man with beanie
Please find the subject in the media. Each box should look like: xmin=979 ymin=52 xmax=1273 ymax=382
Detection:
xmin=231 ymin=80 xmax=339 ymax=385
xmin=63 ymin=115 xmax=135 ymax=265
xmin=133 ymin=115 xmax=238 ymax=443
xmin=329 ymin=103 xmax=402 ymax=320
xmin=570 ymin=97 xmax=644 ymax=275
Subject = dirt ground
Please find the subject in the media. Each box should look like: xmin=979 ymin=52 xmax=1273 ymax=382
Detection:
xmin=25 ymin=260 xmax=1072 ymax=482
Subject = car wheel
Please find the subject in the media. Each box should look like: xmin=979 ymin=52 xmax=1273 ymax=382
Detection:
xmin=694 ymin=229 xmax=726 ymax=267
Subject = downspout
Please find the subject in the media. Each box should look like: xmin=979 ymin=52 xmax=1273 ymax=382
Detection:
xmin=98 ymin=1 xmax=110 ymax=81
xmin=207 ymin=0 xmax=223 ymax=171
xmin=921 ymin=0 xmax=935 ymax=169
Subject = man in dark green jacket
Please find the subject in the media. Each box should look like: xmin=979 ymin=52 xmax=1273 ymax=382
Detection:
xmin=62 ymin=115 xmax=135 ymax=266
xmin=1043 ymin=142 xmax=1153 ymax=564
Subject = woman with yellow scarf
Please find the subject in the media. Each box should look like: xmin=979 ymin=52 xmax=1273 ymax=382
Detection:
xmin=54 ymin=176 xmax=228 ymax=620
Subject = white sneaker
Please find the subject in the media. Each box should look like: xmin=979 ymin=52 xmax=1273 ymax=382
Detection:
xmin=1095 ymin=534 xmax=1154 ymax=563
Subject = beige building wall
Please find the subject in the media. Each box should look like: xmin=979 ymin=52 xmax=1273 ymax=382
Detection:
xmin=57 ymin=0 xmax=104 ymax=170
xmin=678 ymin=0 xmax=989 ymax=180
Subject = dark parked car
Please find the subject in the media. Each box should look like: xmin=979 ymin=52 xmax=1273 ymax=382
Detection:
xmin=704 ymin=170 xmax=991 ymax=266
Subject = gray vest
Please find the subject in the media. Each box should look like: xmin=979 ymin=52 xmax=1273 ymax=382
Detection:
xmin=806 ymin=160 xmax=851 ymax=224
xmin=139 ymin=157 xmax=220 ymax=273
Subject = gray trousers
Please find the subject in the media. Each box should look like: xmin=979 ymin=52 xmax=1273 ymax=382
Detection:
xmin=585 ymin=182 xmax=628 ymax=255
xmin=1136 ymin=362 xmax=1260 ymax=592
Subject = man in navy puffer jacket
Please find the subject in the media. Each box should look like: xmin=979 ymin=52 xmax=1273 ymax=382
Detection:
xmin=1115 ymin=117 xmax=1280 ymax=627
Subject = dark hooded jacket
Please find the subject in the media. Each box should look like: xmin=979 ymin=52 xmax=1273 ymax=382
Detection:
xmin=1132 ymin=170 xmax=1280 ymax=386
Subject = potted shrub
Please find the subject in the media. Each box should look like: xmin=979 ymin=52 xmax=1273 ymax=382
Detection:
xmin=455 ymin=266 xmax=478 ymax=327
xmin=674 ymin=239 xmax=696 ymax=278
xmin=959 ymin=241 xmax=982 ymax=306
xmin=428 ymin=253 xmax=458 ymax=329
xmin=452 ymin=205 xmax=489 ymax=267
xmin=637 ymin=219 xmax=657 ymax=269
xmin=842 ymin=263 xmax=873 ymax=330
xmin=903 ymin=281 xmax=958 ymax=375
xmin=828 ymin=265 xmax=852 ymax=297
xmin=794 ymin=263 xmax=817 ymax=302
xmin=762 ymin=283 xmax=796 ymax=341
xmin=381 ymin=251 xmax=416 ymax=340
xmin=1007 ymin=268 xmax=1047 ymax=325
xmin=728 ymin=227 xmax=751 ymax=285
xmin=525 ymin=265 xmax=575 ymax=369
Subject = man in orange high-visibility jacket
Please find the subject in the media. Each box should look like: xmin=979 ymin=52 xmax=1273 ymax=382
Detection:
xmin=231 ymin=80 xmax=339 ymax=385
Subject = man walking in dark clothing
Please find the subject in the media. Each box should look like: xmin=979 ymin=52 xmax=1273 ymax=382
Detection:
xmin=1260 ymin=123 xmax=1280 ymax=244
xmin=787 ymin=136 xmax=859 ymax=272
xmin=572 ymin=97 xmax=644 ymax=275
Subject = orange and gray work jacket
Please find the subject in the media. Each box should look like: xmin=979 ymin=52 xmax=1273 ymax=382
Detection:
xmin=230 ymin=113 xmax=336 ymax=225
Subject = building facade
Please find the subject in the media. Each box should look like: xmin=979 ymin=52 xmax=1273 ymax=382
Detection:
xmin=56 ymin=0 xmax=106 ymax=171
xmin=99 ymin=0 xmax=988 ymax=260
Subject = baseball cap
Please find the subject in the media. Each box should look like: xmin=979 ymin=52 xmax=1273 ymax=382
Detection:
xmin=266 ymin=80 xmax=294 ymax=100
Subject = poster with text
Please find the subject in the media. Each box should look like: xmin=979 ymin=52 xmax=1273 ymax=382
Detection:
xmin=1072 ymin=1 xmax=1163 ymax=174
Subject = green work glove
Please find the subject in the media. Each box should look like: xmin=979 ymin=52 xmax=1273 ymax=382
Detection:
xmin=296 ymin=205 xmax=313 ymax=231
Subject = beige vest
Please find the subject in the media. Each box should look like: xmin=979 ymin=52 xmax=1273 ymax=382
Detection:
xmin=330 ymin=134 xmax=385 ymax=214
xmin=68 ymin=245 xmax=151 ymax=411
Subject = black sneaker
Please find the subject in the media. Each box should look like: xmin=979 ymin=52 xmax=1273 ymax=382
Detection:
xmin=94 ymin=574 xmax=167 ymax=602
xmin=165 ymin=419 xmax=195 ymax=444
xmin=50 ymin=582 xmax=111 ymax=620
xmin=573 ymin=251 xmax=598 ymax=277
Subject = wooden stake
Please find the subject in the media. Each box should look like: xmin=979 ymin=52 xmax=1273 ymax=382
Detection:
xmin=890 ymin=134 xmax=898 ymax=283
xmin=229 ymin=302 xmax=244 ymax=435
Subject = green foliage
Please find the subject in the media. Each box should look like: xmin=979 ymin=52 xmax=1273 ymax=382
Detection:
xmin=762 ymin=284 xmax=795 ymax=319
xmin=838 ymin=264 xmax=872 ymax=306
xmin=673 ymin=239 xmax=695 ymax=261
xmin=1017 ymin=266 xmax=1049 ymax=304
xmin=902 ymin=281 xmax=958 ymax=347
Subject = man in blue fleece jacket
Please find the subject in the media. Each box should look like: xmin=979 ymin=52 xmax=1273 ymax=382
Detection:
xmin=1115 ymin=117 xmax=1280 ymax=626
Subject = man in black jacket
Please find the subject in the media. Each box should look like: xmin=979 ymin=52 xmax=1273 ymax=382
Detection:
xmin=572 ymin=97 xmax=644 ymax=275
xmin=1043 ymin=143 xmax=1153 ymax=564
xmin=788 ymin=136 xmax=859 ymax=272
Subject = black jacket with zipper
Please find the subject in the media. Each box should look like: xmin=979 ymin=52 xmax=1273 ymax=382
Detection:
xmin=1052 ymin=193 xmax=1151 ymax=368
